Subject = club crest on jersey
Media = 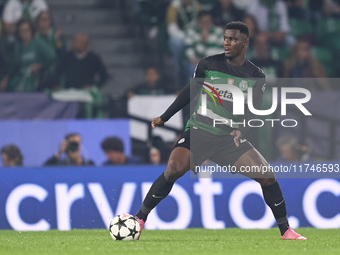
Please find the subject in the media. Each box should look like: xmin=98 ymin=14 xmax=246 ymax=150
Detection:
xmin=227 ymin=78 xmax=234 ymax=85
xmin=239 ymin=80 xmax=248 ymax=91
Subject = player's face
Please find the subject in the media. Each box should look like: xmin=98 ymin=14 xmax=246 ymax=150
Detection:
xmin=223 ymin=29 xmax=248 ymax=59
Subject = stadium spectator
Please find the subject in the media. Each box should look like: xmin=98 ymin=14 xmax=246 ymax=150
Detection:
xmin=250 ymin=33 xmax=283 ymax=83
xmin=185 ymin=11 xmax=224 ymax=81
xmin=308 ymin=0 xmax=324 ymax=22
xmin=243 ymin=15 xmax=259 ymax=60
xmin=149 ymin=147 xmax=161 ymax=165
xmin=276 ymin=134 xmax=311 ymax=162
xmin=283 ymin=40 xmax=331 ymax=90
xmin=54 ymin=33 xmax=108 ymax=90
xmin=127 ymin=67 xmax=167 ymax=98
xmin=44 ymin=133 xmax=94 ymax=166
xmin=166 ymin=0 xmax=201 ymax=87
xmin=35 ymin=11 xmax=65 ymax=88
xmin=0 ymin=53 xmax=7 ymax=92
xmin=324 ymin=0 xmax=340 ymax=17
xmin=2 ymin=0 xmax=48 ymax=26
xmin=247 ymin=0 xmax=291 ymax=47
xmin=7 ymin=19 xmax=56 ymax=92
xmin=210 ymin=0 xmax=244 ymax=28
xmin=52 ymin=33 xmax=108 ymax=118
xmin=0 ymin=22 xmax=17 ymax=88
xmin=284 ymin=0 xmax=310 ymax=19
xmin=35 ymin=11 xmax=65 ymax=58
xmin=149 ymin=135 xmax=169 ymax=164
xmin=0 ymin=0 xmax=6 ymax=14
xmin=137 ymin=0 xmax=171 ymax=37
xmin=101 ymin=137 xmax=140 ymax=165
xmin=1 ymin=144 xmax=23 ymax=166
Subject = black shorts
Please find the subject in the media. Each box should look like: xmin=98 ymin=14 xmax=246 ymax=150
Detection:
xmin=173 ymin=128 xmax=253 ymax=167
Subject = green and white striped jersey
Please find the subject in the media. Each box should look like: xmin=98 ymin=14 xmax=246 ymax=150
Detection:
xmin=187 ymin=53 xmax=266 ymax=136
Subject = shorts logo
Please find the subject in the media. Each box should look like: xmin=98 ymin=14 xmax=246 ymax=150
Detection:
xmin=240 ymin=139 xmax=247 ymax=143
xmin=274 ymin=199 xmax=285 ymax=206
xmin=239 ymin=80 xmax=248 ymax=91
xmin=178 ymin=138 xmax=185 ymax=144
xmin=227 ymin=78 xmax=234 ymax=85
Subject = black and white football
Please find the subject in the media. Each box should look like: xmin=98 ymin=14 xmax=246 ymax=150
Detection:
xmin=109 ymin=214 xmax=141 ymax=241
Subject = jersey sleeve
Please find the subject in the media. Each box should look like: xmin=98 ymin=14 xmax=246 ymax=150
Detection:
xmin=238 ymin=67 xmax=266 ymax=137
xmin=160 ymin=60 xmax=206 ymax=122
xmin=193 ymin=59 xmax=206 ymax=78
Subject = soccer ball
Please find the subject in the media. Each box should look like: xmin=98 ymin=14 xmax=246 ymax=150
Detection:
xmin=109 ymin=214 xmax=141 ymax=241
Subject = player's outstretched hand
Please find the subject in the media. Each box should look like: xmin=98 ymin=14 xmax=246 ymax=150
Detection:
xmin=151 ymin=117 xmax=165 ymax=128
xmin=230 ymin=130 xmax=241 ymax=147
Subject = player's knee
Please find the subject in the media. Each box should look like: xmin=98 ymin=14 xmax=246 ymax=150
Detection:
xmin=165 ymin=159 xmax=186 ymax=182
xmin=259 ymin=177 xmax=276 ymax=186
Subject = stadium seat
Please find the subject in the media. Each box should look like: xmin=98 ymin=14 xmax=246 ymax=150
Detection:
xmin=324 ymin=34 xmax=340 ymax=50
xmin=317 ymin=18 xmax=340 ymax=36
xmin=271 ymin=47 xmax=289 ymax=61
xmin=289 ymin=19 xmax=313 ymax=36
xmin=323 ymin=64 xmax=337 ymax=77
xmin=311 ymin=47 xmax=333 ymax=63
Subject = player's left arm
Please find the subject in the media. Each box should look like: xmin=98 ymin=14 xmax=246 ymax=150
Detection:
xmin=231 ymin=69 xmax=266 ymax=147
xmin=151 ymin=60 xmax=206 ymax=128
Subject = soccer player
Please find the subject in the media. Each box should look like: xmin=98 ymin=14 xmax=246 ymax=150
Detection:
xmin=135 ymin=21 xmax=306 ymax=240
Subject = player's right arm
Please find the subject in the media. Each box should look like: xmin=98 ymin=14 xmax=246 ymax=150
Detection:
xmin=151 ymin=60 xmax=206 ymax=128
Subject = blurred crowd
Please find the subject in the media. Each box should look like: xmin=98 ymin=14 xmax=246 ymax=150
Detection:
xmin=1 ymin=0 xmax=339 ymax=95
xmin=0 ymin=131 xmax=317 ymax=167
xmin=1 ymin=0 xmax=339 ymax=166
xmin=0 ymin=0 xmax=108 ymax=94
xmin=1 ymin=134 xmax=166 ymax=167
xmin=137 ymin=0 xmax=340 ymax=89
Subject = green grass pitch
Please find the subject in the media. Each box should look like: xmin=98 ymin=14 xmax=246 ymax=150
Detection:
xmin=0 ymin=228 xmax=338 ymax=255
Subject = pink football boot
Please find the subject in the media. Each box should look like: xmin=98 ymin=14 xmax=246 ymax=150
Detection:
xmin=135 ymin=216 xmax=145 ymax=240
xmin=281 ymin=227 xmax=307 ymax=240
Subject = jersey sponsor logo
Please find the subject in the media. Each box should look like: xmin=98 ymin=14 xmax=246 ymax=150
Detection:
xmin=199 ymin=83 xmax=223 ymax=106
xmin=227 ymin=78 xmax=234 ymax=85
xmin=209 ymin=85 xmax=234 ymax=101
xmin=178 ymin=138 xmax=185 ymax=144
xmin=210 ymin=76 xmax=221 ymax=80
xmin=239 ymin=80 xmax=248 ymax=91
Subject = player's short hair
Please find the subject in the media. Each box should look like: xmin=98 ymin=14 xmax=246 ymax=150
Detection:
xmin=1 ymin=144 xmax=23 ymax=166
xmin=101 ymin=137 xmax=124 ymax=153
xmin=225 ymin=21 xmax=249 ymax=38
